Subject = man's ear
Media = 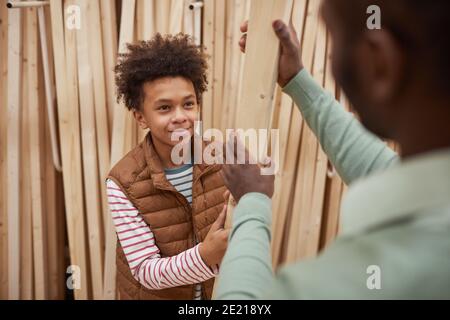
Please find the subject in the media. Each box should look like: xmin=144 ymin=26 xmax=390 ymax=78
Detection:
xmin=360 ymin=29 xmax=406 ymax=105
xmin=133 ymin=110 xmax=149 ymax=129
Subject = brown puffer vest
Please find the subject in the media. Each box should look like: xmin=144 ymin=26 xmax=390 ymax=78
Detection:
xmin=108 ymin=133 xmax=227 ymax=300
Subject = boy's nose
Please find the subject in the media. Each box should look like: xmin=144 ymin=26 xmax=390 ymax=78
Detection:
xmin=172 ymin=107 xmax=188 ymax=123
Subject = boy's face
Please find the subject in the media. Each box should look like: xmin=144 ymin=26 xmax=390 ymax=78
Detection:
xmin=134 ymin=76 xmax=199 ymax=147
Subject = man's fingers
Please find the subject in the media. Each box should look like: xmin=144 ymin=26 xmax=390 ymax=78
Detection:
xmin=233 ymin=131 xmax=257 ymax=164
xmin=240 ymin=20 xmax=248 ymax=33
xmin=239 ymin=34 xmax=247 ymax=53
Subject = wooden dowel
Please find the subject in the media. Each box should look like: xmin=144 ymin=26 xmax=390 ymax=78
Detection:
xmin=7 ymin=1 xmax=49 ymax=9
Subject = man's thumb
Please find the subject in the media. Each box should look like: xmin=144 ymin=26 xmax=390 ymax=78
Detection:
xmin=273 ymin=20 xmax=293 ymax=51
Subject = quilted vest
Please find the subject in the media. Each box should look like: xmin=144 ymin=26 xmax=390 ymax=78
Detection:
xmin=108 ymin=133 xmax=227 ymax=300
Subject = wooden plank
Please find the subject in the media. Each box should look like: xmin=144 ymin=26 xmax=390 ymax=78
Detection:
xmin=233 ymin=0 xmax=293 ymax=133
xmin=219 ymin=0 xmax=235 ymax=132
xmin=39 ymin=4 xmax=65 ymax=299
xmin=86 ymin=0 xmax=111 ymax=273
xmin=76 ymin=0 xmax=106 ymax=299
xmin=284 ymin=0 xmax=321 ymax=264
xmin=155 ymin=0 xmax=170 ymax=34
xmin=136 ymin=0 xmax=152 ymax=143
xmin=169 ymin=0 xmax=183 ymax=34
xmin=49 ymin=0 xmax=89 ymax=299
xmin=201 ymin=0 xmax=214 ymax=131
xmin=20 ymin=11 xmax=34 ymax=299
xmin=271 ymin=0 xmax=308 ymax=269
xmin=6 ymin=5 xmax=22 ymax=300
xmin=100 ymin=0 xmax=118 ymax=135
xmin=26 ymin=7 xmax=49 ymax=299
xmin=277 ymin=1 xmax=319 ymax=262
xmin=301 ymin=19 xmax=331 ymax=257
xmin=40 ymin=43 xmax=64 ymax=300
xmin=105 ymin=0 xmax=136 ymax=299
xmin=225 ymin=0 xmax=246 ymax=129
xmin=142 ymin=0 xmax=155 ymax=39
xmin=212 ymin=0 xmax=225 ymax=130
xmin=215 ymin=0 xmax=294 ymax=297
xmin=0 ymin=4 xmax=9 ymax=300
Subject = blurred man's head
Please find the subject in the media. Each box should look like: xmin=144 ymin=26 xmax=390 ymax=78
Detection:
xmin=321 ymin=0 xmax=450 ymax=151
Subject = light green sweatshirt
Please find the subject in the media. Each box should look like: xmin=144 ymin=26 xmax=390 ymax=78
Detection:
xmin=216 ymin=69 xmax=450 ymax=299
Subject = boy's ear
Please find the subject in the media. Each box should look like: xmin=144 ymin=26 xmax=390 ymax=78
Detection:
xmin=133 ymin=110 xmax=149 ymax=129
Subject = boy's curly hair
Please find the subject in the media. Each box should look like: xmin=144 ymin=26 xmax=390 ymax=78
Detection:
xmin=114 ymin=33 xmax=209 ymax=111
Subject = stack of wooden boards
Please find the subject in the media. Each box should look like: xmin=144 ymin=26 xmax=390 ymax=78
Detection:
xmin=0 ymin=0 xmax=397 ymax=300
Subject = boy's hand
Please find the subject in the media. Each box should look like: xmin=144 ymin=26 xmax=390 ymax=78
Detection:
xmin=199 ymin=198 xmax=230 ymax=268
xmin=239 ymin=19 xmax=304 ymax=87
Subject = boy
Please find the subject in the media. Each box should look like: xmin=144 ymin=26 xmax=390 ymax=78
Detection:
xmin=107 ymin=34 xmax=229 ymax=300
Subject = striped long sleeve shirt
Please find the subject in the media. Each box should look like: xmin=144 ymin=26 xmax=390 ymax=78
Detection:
xmin=106 ymin=164 xmax=218 ymax=299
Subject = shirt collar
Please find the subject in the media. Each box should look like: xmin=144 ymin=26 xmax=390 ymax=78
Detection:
xmin=340 ymin=147 xmax=450 ymax=237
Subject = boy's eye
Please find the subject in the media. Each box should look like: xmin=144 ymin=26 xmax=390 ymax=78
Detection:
xmin=158 ymin=105 xmax=170 ymax=111
xmin=185 ymin=101 xmax=195 ymax=108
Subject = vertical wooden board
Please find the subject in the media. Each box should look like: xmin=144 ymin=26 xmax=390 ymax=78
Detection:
xmin=233 ymin=0 xmax=251 ymax=128
xmin=20 ymin=12 xmax=34 ymax=299
xmin=155 ymin=0 xmax=170 ymax=34
xmin=105 ymin=0 xmax=136 ymax=299
xmin=40 ymin=41 xmax=64 ymax=300
xmin=219 ymin=0 xmax=235 ymax=132
xmin=65 ymin=0 xmax=92 ymax=298
xmin=136 ymin=0 xmax=145 ymax=39
xmin=212 ymin=0 xmax=225 ymax=130
xmin=26 ymin=7 xmax=49 ymax=299
xmin=284 ymin=0 xmax=321 ymax=264
xmin=301 ymin=19 xmax=331 ymax=258
xmin=215 ymin=0 xmax=294 ymax=297
xmin=49 ymin=0 xmax=89 ymax=299
xmin=143 ymin=0 xmax=155 ymax=39
xmin=0 ymin=4 xmax=9 ymax=300
xmin=136 ymin=0 xmax=154 ymax=143
xmin=225 ymin=0 xmax=246 ymax=129
xmin=169 ymin=0 xmax=184 ymax=34
xmin=6 ymin=5 xmax=22 ymax=300
xmin=76 ymin=0 xmax=106 ymax=299
xmin=136 ymin=0 xmax=155 ymax=41
xmin=100 ymin=0 xmax=118 ymax=135
xmin=269 ymin=91 xmax=293 ymax=262
xmin=86 ymin=0 xmax=111 ymax=263
xmin=201 ymin=0 xmax=214 ymax=131
xmin=39 ymin=4 xmax=64 ymax=299
xmin=270 ymin=0 xmax=308 ymax=267
xmin=234 ymin=0 xmax=293 ymax=133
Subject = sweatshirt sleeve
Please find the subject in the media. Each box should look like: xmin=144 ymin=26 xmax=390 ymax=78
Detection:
xmin=283 ymin=69 xmax=398 ymax=185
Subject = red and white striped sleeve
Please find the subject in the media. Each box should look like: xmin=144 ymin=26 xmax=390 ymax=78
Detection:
xmin=106 ymin=179 xmax=218 ymax=290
